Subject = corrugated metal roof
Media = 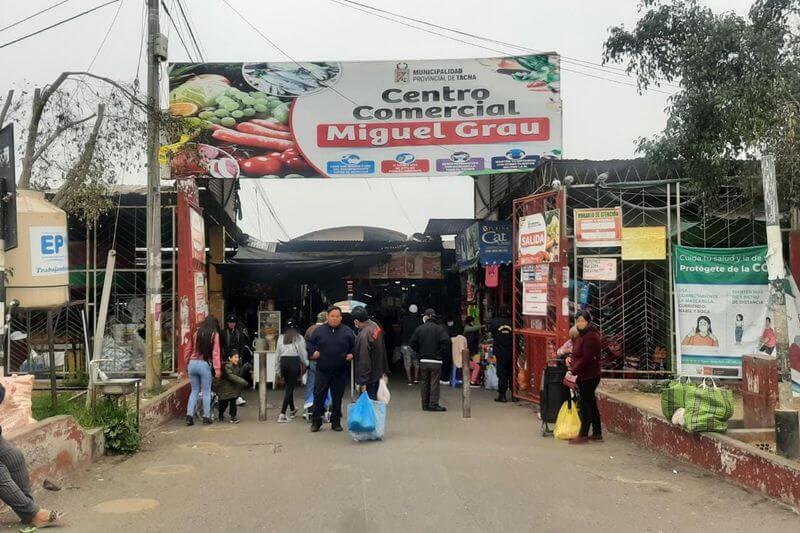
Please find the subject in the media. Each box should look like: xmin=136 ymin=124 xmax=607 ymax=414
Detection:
xmin=424 ymin=218 xmax=477 ymax=236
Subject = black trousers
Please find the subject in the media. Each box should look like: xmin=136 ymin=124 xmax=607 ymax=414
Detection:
xmin=578 ymin=377 xmax=602 ymax=437
xmin=441 ymin=353 xmax=452 ymax=383
xmin=218 ymin=398 xmax=237 ymax=420
xmin=420 ymin=363 xmax=442 ymax=409
xmin=497 ymin=355 xmax=513 ymax=395
xmin=280 ymin=357 xmax=302 ymax=414
xmin=364 ymin=380 xmax=380 ymax=401
xmin=312 ymin=368 xmax=346 ymax=425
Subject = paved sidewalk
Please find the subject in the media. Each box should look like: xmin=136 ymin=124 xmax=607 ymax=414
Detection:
xmin=3 ymin=382 xmax=799 ymax=532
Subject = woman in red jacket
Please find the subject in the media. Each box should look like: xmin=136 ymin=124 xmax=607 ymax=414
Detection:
xmin=566 ymin=310 xmax=603 ymax=444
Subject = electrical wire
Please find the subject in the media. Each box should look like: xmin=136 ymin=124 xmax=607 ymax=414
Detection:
xmin=87 ymin=0 xmax=125 ymax=72
xmin=175 ymin=0 xmax=205 ymax=61
xmin=329 ymin=0 xmax=677 ymax=96
xmin=0 ymin=0 xmax=73 ymax=33
xmin=161 ymin=0 xmax=195 ymax=61
xmin=388 ymin=182 xmax=416 ymax=232
xmin=254 ymin=182 xmax=290 ymax=240
xmin=0 ymin=0 xmax=120 ymax=50
xmin=338 ymin=0 xmax=676 ymax=85
xmin=134 ymin=0 xmax=147 ymax=83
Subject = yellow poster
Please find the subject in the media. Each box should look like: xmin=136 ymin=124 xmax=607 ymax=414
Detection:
xmin=622 ymin=227 xmax=666 ymax=260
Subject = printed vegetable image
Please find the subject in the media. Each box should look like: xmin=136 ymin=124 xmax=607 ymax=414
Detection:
xmin=211 ymin=127 xmax=296 ymax=151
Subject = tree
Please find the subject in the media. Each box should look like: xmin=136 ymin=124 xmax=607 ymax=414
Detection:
xmin=603 ymin=0 xmax=800 ymax=207
xmin=0 ymin=72 xmax=150 ymax=223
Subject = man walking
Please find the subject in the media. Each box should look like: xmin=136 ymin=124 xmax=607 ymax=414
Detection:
xmin=400 ymin=305 xmax=422 ymax=385
xmin=409 ymin=309 xmax=450 ymax=412
xmin=352 ymin=306 xmax=389 ymax=400
xmin=490 ymin=305 xmax=514 ymax=402
xmin=307 ymin=306 xmax=355 ymax=432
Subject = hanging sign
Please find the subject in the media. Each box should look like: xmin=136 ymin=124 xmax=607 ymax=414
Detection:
xmin=456 ymin=223 xmax=480 ymax=271
xmin=582 ymin=258 xmax=617 ymax=281
xmin=622 ymin=226 xmax=666 ymax=260
xmin=168 ymin=55 xmax=562 ymax=178
xmin=574 ymin=208 xmax=622 ymax=248
xmin=518 ymin=209 xmax=560 ymax=265
xmin=522 ymin=281 xmax=547 ymax=316
xmin=674 ymin=245 xmax=800 ymax=382
xmin=478 ymin=221 xmax=512 ymax=265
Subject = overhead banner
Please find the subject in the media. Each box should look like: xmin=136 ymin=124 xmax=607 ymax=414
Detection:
xmin=574 ymin=208 xmax=622 ymax=248
xmin=368 ymin=252 xmax=442 ymax=280
xmin=518 ymin=210 xmax=560 ymax=265
xmin=674 ymin=245 xmax=800 ymax=388
xmin=168 ymin=55 xmax=562 ymax=178
xmin=478 ymin=221 xmax=512 ymax=266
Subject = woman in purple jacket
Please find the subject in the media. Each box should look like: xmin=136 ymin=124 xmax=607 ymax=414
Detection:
xmin=566 ymin=310 xmax=603 ymax=444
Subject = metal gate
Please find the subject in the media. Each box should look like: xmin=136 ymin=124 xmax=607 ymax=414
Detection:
xmin=512 ymin=191 xmax=570 ymax=402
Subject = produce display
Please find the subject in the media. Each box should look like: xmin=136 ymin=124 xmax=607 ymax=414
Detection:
xmin=168 ymin=65 xmax=315 ymax=178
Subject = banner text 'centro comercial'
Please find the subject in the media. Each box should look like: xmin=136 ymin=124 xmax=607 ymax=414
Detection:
xmin=167 ymin=56 xmax=562 ymax=179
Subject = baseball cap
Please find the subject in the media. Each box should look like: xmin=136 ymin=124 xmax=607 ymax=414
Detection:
xmin=424 ymin=308 xmax=436 ymax=318
xmin=408 ymin=304 xmax=418 ymax=314
xmin=225 ymin=313 xmax=237 ymax=323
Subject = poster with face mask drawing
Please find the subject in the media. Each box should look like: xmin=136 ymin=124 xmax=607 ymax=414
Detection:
xmin=674 ymin=245 xmax=799 ymax=389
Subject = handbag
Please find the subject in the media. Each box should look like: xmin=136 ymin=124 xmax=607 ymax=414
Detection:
xmin=563 ymin=371 xmax=578 ymax=390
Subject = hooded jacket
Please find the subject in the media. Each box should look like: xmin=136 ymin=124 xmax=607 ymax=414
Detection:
xmin=354 ymin=320 xmax=389 ymax=385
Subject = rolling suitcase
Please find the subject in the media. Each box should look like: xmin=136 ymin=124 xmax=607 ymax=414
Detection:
xmin=540 ymin=364 xmax=570 ymax=436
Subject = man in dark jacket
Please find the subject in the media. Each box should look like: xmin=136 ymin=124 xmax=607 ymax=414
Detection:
xmin=400 ymin=305 xmax=422 ymax=385
xmin=307 ymin=306 xmax=355 ymax=432
xmin=490 ymin=306 xmax=514 ymax=402
xmin=409 ymin=308 xmax=450 ymax=412
xmin=352 ymin=306 xmax=389 ymax=400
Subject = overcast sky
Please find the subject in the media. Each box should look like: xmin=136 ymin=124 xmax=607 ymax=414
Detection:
xmin=0 ymin=0 xmax=753 ymax=241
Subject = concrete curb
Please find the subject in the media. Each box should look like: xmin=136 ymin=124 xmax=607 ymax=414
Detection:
xmin=598 ymin=390 xmax=800 ymax=509
xmin=139 ymin=379 xmax=191 ymax=435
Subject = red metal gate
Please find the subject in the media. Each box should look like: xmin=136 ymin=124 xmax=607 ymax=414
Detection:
xmin=512 ymin=190 xmax=569 ymax=402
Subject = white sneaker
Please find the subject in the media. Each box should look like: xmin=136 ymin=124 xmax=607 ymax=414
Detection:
xmin=236 ymin=397 xmax=246 ymax=406
xmin=277 ymin=414 xmax=290 ymax=423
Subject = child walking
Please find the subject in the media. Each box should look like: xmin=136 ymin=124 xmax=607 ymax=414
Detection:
xmin=217 ymin=349 xmax=249 ymax=423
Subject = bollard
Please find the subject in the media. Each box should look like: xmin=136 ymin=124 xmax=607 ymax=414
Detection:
xmin=462 ymin=348 xmax=471 ymax=419
xmin=775 ymin=409 xmax=800 ymax=459
xmin=258 ymin=351 xmax=267 ymax=421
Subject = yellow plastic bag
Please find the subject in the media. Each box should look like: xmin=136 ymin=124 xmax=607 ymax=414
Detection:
xmin=553 ymin=400 xmax=581 ymax=440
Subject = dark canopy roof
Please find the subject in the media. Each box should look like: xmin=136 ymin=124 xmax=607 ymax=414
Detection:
xmin=213 ymin=244 xmax=389 ymax=283
xmin=424 ymin=219 xmax=477 ymax=236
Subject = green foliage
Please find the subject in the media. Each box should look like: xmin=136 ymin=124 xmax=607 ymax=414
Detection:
xmin=603 ymin=0 xmax=800 ymax=207
xmin=32 ymin=393 xmax=141 ymax=455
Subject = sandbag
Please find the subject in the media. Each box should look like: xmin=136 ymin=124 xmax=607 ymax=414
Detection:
xmin=0 ymin=374 xmax=36 ymax=432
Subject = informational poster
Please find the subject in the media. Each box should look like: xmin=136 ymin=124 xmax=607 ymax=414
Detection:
xmin=522 ymin=281 xmax=548 ymax=316
xmin=405 ymin=253 xmax=423 ymax=279
xmin=574 ymin=208 xmax=622 ymax=247
xmin=623 ymin=226 xmax=666 ymax=260
xmin=518 ymin=209 xmax=560 ymax=265
xmin=582 ymin=258 xmax=617 ymax=281
xmin=194 ymin=272 xmax=208 ymax=323
xmin=369 ymin=261 xmax=388 ymax=279
xmin=521 ymin=264 xmax=548 ymax=282
xmin=168 ymin=55 xmax=562 ymax=178
xmin=370 ymin=253 xmax=442 ymax=280
xmin=258 ymin=311 xmax=281 ymax=352
xmin=190 ymin=209 xmax=205 ymax=263
xmin=674 ymin=245 xmax=800 ymax=381
xmin=422 ymin=253 xmax=442 ymax=279
xmin=388 ymin=254 xmax=406 ymax=278
xmin=29 ymin=226 xmax=69 ymax=276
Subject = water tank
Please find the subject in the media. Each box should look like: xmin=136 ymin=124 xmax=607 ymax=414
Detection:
xmin=6 ymin=190 xmax=70 ymax=308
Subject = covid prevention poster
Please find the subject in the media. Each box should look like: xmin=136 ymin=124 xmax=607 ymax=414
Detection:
xmin=674 ymin=246 xmax=800 ymax=392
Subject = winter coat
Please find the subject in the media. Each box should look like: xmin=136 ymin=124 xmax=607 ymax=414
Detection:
xmin=569 ymin=325 xmax=602 ymax=382
xmin=215 ymin=362 xmax=249 ymax=401
xmin=409 ymin=319 xmax=450 ymax=363
xmin=354 ymin=320 xmax=389 ymax=385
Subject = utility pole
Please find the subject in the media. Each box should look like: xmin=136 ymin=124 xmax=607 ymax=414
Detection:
xmin=145 ymin=0 xmax=165 ymax=392
xmin=761 ymin=154 xmax=800 ymax=458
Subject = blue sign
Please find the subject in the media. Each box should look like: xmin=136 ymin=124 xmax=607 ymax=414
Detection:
xmin=326 ymin=154 xmax=375 ymax=175
xmin=478 ymin=221 xmax=512 ymax=266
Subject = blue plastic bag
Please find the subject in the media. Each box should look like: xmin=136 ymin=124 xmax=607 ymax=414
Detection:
xmin=348 ymin=400 xmax=386 ymax=441
xmin=347 ymin=392 xmax=377 ymax=433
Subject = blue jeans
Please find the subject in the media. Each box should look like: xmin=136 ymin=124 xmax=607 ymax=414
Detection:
xmin=187 ymin=359 xmax=213 ymax=418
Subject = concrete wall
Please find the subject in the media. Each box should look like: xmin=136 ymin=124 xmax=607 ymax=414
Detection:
xmin=5 ymin=415 xmax=103 ymax=490
xmin=139 ymin=379 xmax=190 ymax=435
xmin=599 ymin=390 xmax=800 ymax=509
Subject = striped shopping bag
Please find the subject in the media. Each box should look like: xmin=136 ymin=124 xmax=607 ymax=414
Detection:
xmin=684 ymin=379 xmax=734 ymax=433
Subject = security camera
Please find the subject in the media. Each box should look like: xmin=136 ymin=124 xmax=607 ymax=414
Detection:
xmin=564 ymin=175 xmax=575 ymax=186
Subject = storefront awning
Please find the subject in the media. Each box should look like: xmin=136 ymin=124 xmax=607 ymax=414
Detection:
xmin=213 ymin=245 xmax=390 ymax=283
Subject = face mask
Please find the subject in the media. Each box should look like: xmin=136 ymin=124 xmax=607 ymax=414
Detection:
xmin=699 ymin=323 xmax=709 ymax=334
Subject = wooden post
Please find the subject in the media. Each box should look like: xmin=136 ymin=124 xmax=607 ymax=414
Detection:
xmin=258 ymin=351 xmax=267 ymax=421
xmin=461 ymin=348 xmax=471 ymax=419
